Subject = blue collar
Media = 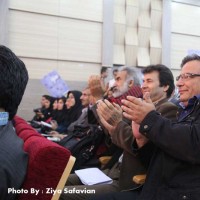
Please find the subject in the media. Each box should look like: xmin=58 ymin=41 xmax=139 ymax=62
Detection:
xmin=0 ymin=112 xmax=9 ymax=126
xmin=179 ymin=94 xmax=200 ymax=109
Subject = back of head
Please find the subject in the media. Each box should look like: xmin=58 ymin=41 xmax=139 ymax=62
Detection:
xmin=0 ymin=45 xmax=29 ymax=120
xmin=142 ymin=64 xmax=175 ymax=98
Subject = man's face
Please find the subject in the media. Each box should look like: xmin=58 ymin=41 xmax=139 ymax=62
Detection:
xmin=142 ymin=71 xmax=167 ymax=103
xmin=80 ymin=89 xmax=91 ymax=107
xmin=112 ymin=71 xmax=129 ymax=98
xmin=176 ymin=60 xmax=200 ymax=105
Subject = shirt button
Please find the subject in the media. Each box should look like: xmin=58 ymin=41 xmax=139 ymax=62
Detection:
xmin=182 ymin=195 xmax=188 ymax=199
xmin=144 ymin=125 xmax=148 ymax=129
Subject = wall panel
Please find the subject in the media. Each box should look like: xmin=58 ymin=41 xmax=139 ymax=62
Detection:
xmin=172 ymin=2 xmax=200 ymax=36
xmin=9 ymin=0 xmax=59 ymax=15
xmin=21 ymin=57 xmax=100 ymax=81
xmin=171 ymin=33 xmax=200 ymax=69
xmin=59 ymin=0 xmax=103 ymax=22
xmin=58 ymin=18 xmax=102 ymax=62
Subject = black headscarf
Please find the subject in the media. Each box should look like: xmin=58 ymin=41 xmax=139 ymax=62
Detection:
xmin=52 ymin=96 xmax=67 ymax=124
xmin=64 ymin=90 xmax=83 ymax=127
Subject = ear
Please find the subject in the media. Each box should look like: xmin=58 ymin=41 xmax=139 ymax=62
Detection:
xmin=128 ymin=80 xmax=134 ymax=88
xmin=163 ymin=85 xmax=169 ymax=92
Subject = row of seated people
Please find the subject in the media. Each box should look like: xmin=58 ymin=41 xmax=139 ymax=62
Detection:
xmin=59 ymin=66 xmax=144 ymax=200
xmin=29 ymin=87 xmax=123 ymax=172
xmin=31 ymin=90 xmax=83 ymax=135
xmin=29 ymin=66 xmax=143 ymax=175
xmin=59 ymin=63 xmax=183 ymax=200
xmin=2 ymin=44 xmax=199 ymax=200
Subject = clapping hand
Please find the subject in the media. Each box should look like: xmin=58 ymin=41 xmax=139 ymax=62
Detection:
xmin=121 ymin=92 xmax=155 ymax=124
xmin=96 ymin=99 xmax=122 ymax=135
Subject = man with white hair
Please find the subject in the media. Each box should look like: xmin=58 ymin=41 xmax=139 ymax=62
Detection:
xmin=60 ymin=66 xmax=143 ymax=200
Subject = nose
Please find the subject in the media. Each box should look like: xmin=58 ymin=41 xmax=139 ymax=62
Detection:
xmin=176 ymin=78 xmax=184 ymax=87
xmin=141 ymin=82 xmax=147 ymax=89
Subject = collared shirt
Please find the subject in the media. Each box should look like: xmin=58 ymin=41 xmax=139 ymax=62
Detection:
xmin=178 ymin=94 xmax=200 ymax=121
xmin=0 ymin=112 xmax=8 ymax=126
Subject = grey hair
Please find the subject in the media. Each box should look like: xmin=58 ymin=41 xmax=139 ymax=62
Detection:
xmin=118 ymin=66 xmax=142 ymax=86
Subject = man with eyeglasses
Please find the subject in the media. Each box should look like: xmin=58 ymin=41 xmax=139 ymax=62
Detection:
xmin=89 ymin=54 xmax=200 ymax=200
xmin=120 ymin=54 xmax=200 ymax=200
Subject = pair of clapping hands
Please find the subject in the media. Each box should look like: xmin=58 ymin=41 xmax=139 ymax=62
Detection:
xmin=96 ymin=93 xmax=155 ymax=147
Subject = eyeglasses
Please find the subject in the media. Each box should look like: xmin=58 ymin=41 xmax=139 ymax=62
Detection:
xmin=176 ymin=73 xmax=200 ymax=81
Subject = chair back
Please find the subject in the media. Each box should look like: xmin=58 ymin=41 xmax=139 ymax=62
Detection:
xmin=14 ymin=116 xmax=72 ymax=200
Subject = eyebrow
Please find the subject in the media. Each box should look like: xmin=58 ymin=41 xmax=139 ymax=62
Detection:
xmin=143 ymin=78 xmax=153 ymax=81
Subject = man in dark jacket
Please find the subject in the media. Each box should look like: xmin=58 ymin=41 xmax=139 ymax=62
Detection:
xmin=91 ymin=55 xmax=200 ymax=200
xmin=0 ymin=45 xmax=29 ymax=200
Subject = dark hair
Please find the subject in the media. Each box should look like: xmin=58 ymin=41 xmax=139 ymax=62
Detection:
xmin=0 ymin=45 xmax=29 ymax=120
xmin=142 ymin=64 xmax=174 ymax=98
xmin=100 ymin=66 xmax=108 ymax=74
xmin=42 ymin=94 xmax=51 ymax=99
xmin=181 ymin=54 xmax=200 ymax=68
xmin=112 ymin=69 xmax=118 ymax=74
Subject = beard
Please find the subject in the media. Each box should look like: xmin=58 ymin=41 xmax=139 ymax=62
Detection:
xmin=112 ymin=82 xmax=129 ymax=98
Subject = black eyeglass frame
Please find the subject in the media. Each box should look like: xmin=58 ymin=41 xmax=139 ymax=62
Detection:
xmin=176 ymin=73 xmax=200 ymax=81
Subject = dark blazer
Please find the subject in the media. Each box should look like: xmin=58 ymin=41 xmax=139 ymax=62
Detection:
xmin=136 ymin=97 xmax=200 ymax=200
xmin=111 ymin=98 xmax=178 ymax=191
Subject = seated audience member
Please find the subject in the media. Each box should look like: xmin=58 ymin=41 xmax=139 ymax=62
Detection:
xmin=50 ymin=90 xmax=83 ymax=137
xmin=59 ymin=66 xmax=143 ymax=200
xmin=31 ymin=94 xmax=50 ymax=121
xmin=104 ymin=68 xmax=119 ymax=98
xmin=32 ymin=95 xmax=54 ymax=123
xmin=89 ymin=55 xmax=200 ymax=199
xmin=109 ymin=66 xmax=142 ymax=106
xmin=67 ymin=87 xmax=96 ymax=132
xmin=108 ymin=68 xmax=118 ymax=89
xmin=51 ymin=96 xmax=67 ymax=124
xmin=50 ymin=89 xmax=89 ymax=139
xmin=52 ymin=97 xmax=58 ymax=111
xmin=0 ymin=45 xmax=29 ymax=199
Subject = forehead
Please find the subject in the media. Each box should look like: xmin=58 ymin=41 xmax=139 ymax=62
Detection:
xmin=68 ymin=93 xmax=74 ymax=98
xmin=143 ymin=71 xmax=159 ymax=80
xmin=116 ymin=70 xmax=127 ymax=79
xmin=82 ymin=88 xmax=90 ymax=95
xmin=181 ymin=60 xmax=200 ymax=73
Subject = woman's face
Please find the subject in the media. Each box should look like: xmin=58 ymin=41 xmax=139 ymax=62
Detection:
xmin=41 ymin=96 xmax=47 ymax=107
xmin=57 ymin=99 xmax=65 ymax=110
xmin=44 ymin=99 xmax=50 ymax=109
xmin=66 ymin=93 xmax=75 ymax=109
xmin=53 ymin=100 xmax=58 ymax=110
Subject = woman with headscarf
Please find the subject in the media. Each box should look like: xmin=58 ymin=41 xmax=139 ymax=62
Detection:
xmin=50 ymin=90 xmax=83 ymax=138
xmin=51 ymin=96 xmax=67 ymax=124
